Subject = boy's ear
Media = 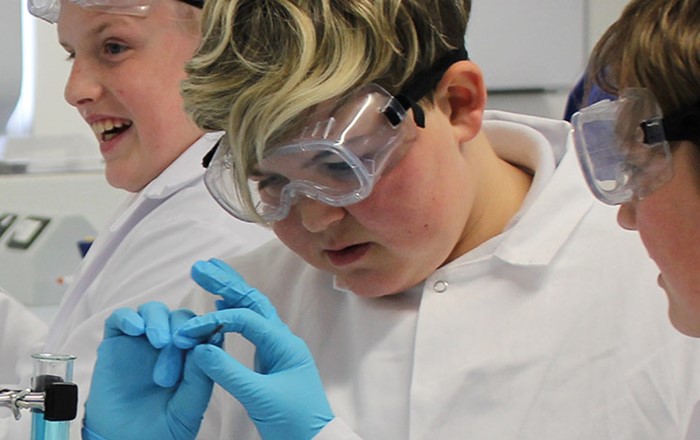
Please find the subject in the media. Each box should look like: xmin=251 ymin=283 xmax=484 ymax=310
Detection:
xmin=433 ymin=60 xmax=486 ymax=142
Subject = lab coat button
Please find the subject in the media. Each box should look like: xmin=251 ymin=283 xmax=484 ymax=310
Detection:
xmin=433 ymin=280 xmax=448 ymax=292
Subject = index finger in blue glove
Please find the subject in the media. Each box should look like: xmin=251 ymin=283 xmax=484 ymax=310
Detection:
xmin=153 ymin=308 xmax=196 ymax=388
xmin=191 ymin=259 xmax=283 ymax=325
xmin=104 ymin=308 xmax=145 ymax=339
xmin=138 ymin=301 xmax=172 ymax=349
xmin=176 ymin=309 xmax=302 ymax=366
xmin=173 ymin=311 xmax=225 ymax=349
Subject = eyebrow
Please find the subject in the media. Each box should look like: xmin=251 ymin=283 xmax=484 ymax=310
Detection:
xmin=58 ymin=18 xmax=132 ymax=48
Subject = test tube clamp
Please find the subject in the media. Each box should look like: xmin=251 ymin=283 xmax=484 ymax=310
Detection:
xmin=0 ymin=377 xmax=78 ymax=421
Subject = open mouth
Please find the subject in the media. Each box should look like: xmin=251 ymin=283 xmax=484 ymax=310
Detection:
xmin=91 ymin=118 xmax=133 ymax=142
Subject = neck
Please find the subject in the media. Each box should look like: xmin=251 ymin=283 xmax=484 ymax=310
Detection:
xmin=448 ymin=132 xmax=533 ymax=260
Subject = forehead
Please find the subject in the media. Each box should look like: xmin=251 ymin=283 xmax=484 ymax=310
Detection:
xmin=56 ymin=0 xmax=190 ymax=49
xmin=57 ymin=2 xmax=141 ymax=40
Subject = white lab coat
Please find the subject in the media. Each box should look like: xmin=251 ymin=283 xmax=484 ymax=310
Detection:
xmin=0 ymin=290 xmax=46 ymax=386
xmin=185 ymin=112 xmax=700 ymax=440
xmin=0 ymin=132 xmax=273 ymax=439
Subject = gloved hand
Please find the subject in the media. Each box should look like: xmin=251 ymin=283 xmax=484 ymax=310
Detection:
xmin=108 ymin=302 xmax=194 ymax=387
xmin=187 ymin=258 xmax=285 ymax=373
xmin=190 ymin=258 xmax=283 ymax=324
xmin=175 ymin=309 xmax=334 ymax=440
xmin=82 ymin=303 xmax=214 ymax=440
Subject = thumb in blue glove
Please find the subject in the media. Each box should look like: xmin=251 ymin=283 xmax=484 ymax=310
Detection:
xmin=176 ymin=308 xmax=334 ymax=440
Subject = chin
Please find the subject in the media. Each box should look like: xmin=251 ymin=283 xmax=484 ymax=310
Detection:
xmin=105 ymin=168 xmax=149 ymax=192
xmin=337 ymin=276 xmax=408 ymax=298
xmin=668 ymin=308 xmax=700 ymax=338
xmin=104 ymin=172 xmax=127 ymax=191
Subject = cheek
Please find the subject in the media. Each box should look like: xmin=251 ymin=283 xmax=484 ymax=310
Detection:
xmin=635 ymin=202 xmax=675 ymax=263
xmin=357 ymin=132 xmax=466 ymax=245
xmin=271 ymin=218 xmax=313 ymax=257
xmin=353 ymin=173 xmax=451 ymax=254
xmin=271 ymin=220 xmax=298 ymax=246
xmin=635 ymin=196 xmax=700 ymax=291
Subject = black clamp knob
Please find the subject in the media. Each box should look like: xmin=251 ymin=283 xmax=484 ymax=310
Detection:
xmin=0 ymin=377 xmax=78 ymax=421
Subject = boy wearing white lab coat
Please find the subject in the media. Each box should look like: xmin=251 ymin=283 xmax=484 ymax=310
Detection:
xmin=83 ymin=0 xmax=700 ymax=439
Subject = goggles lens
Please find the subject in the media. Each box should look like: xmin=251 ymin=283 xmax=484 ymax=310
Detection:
xmin=29 ymin=0 xmax=153 ymax=23
xmin=204 ymin=84 xmax=417 ymax=223
xmin=572 ymin=88 xmax=673 ymax=205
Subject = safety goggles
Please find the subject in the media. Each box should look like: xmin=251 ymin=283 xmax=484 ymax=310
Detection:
xmin=572 ymin=88 xmax=700 ymax=205
xmin=204 ymin=47 xmax=470 ymax=223
xmin=204 ymin=83 xmax=418 ymax=223
xmin=28 ymin=0 xmax=203 ymax=24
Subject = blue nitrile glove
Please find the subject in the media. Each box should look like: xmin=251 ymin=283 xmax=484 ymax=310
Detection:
xmin=175 ymin=308 xmax=334 ymax=440
xmin=83 ymin=306 xmax=214 ymax=440
xmin=189 ymin=258 xmax=285 ymax=372
xmin=190 ymin=259 xmax=284 ymax=324
xmin=104 ymin=302 xmax=192 ymax=387
xmin=83 ymin=337 xmax=213 ymax=440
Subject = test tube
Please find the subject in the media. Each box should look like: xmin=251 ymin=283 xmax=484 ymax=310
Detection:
xmin=30 ymin=353 xmax=76 ymax=440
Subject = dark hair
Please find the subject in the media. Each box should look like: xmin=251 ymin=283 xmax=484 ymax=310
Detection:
xmin=586 ymin=0 xmax=700 ymax=117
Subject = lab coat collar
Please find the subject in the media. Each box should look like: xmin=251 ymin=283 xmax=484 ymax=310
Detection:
xmin=108 ymin=131 xmax=223 ymax=233
xmin=456 ymin=111 xmax=594 ymax=268
xmin=141 ymin=131 xmax=224 ymax=200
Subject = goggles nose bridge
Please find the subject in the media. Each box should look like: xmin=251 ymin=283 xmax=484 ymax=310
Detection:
xmin=271 ymin=180 xmax=350 ymax=222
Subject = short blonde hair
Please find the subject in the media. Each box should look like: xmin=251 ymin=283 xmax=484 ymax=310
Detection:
xmin=182 ymin=0 xmax=470 ymax=220
xmin=586 ymin=0 xmax=700 ymax=116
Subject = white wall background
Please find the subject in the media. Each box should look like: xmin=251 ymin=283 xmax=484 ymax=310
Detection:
xmin=482 ymin=0 xmax=630 ymax=118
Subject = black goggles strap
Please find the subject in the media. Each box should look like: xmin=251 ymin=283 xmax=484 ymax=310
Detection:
xmin=178 ymin=0 xmax=203 ymax=8
xmin=202 ymin=137 xmax=223 ymax=168
xmin=395 ymin=46 xmax=470 ymax=128
xmin=662 ymin=104 xmax=700 ymax=143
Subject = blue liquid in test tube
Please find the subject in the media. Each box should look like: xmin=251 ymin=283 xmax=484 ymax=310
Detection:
xmin=30 ymin=353 xmax=76 ymax=440
xmin=32 ymin=411 xmax=69 ymax=440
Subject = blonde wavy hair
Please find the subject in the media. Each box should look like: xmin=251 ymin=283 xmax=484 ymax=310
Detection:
xmin=182 ymin=0 xmax=470 ymax=221
xmin=586 ymin=0 xmax=700 ymax=116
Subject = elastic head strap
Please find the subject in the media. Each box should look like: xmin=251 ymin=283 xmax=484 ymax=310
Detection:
xmin=662 ymin=103 xmax=700 ymax=144
xmin=202 ymin=138 xmax=222 ymax=168
xmin=395 ymin=47 xmax=470 ymax=128
xmin=177 ymin=0 xmax=203 ymax=8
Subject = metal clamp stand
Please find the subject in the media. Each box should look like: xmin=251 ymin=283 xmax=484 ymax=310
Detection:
xmin=0 ymin=381 xmax=78 ymax=421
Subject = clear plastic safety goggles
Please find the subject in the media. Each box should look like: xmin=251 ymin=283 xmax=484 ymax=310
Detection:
xmin=203 ymin=83 xmax=419 ymax=223
xmin=572 ymin=88 xmax=700 ymax=205
xmin=28 ymin=0 xmax=202 ymax=24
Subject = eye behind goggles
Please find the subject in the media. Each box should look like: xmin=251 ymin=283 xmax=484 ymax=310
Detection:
xmin=202 ymin=47 xmax=470 ymax=223
xmin=203 ymin=83 xmax=417 ymax=223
